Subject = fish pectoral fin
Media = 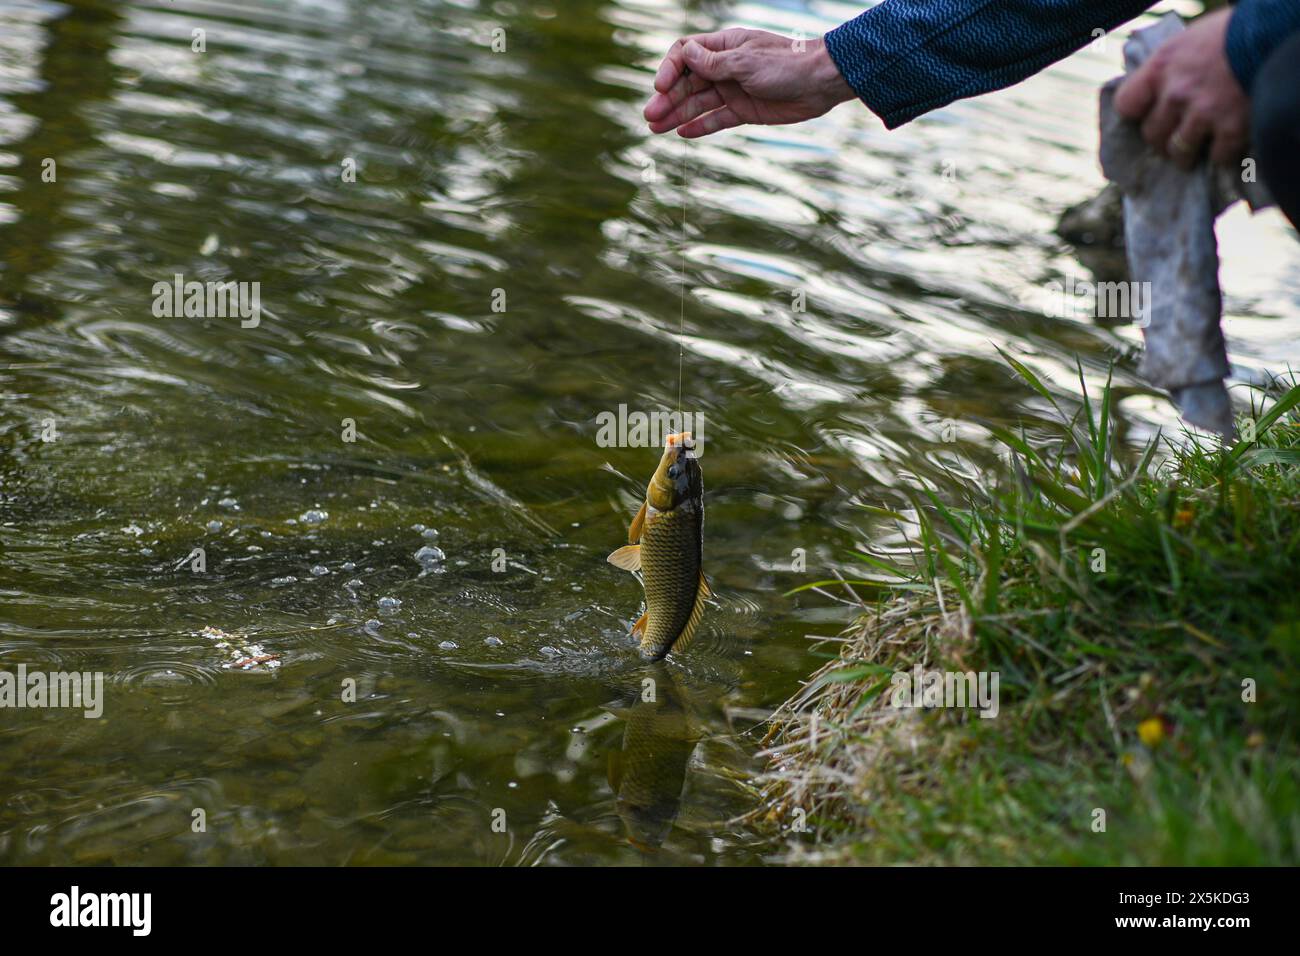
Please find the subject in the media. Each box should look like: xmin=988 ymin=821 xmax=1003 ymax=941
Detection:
xmin=631 ymin=610 xmax=649 ymax=639
xmin=607 ymin=544 xmax=642 ymax=572
xmin=628 ymin=500 xmax=647 ymax=543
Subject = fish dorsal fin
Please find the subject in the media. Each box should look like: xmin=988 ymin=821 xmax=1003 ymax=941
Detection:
xmin=628 ymin=499 xmax=647 ymax=543
xmin=607 ymin=544 xmax=642 ymax=572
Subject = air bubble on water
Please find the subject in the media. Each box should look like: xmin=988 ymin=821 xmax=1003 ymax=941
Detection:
xmin=378 ymin=596 xmax=402 ymax=610
xmin=248 ymin=545 xmax=263 ymax=553
xmin=341 ymin=561 xmax=356 ymax=571
xmin=206 ymin=520 xmax=222 ymax=533
xmin=218 ymin=497 xmax=239 ymax=510
xmin=484 ymin=636 xmax=503 ymax=647
xmin=421 ymin=528 xmax=439 ymax=540
xmin=364 ymin=618 xmax=382 ymax=632
xmin=571 ymin=584 xmax=582 ymax=592
xmin=344 ymin=578 xmax=363 ymax=589
xmin=411 ymin=524 xmax=425 ymax=533
xmin=300 ymin=509 xmax=328 ymax=524
xmin=122 ymin=524 xmax=144 ymax=537
xmin=271 ymin=575 xmax=298 ymax=588
xmin=310 ymin=565 xmax=330 ymax=576
xmin=438 ymin=640 xmax=457 ymax=650
xmin=414 ymin=546 xmax=445 ymax=569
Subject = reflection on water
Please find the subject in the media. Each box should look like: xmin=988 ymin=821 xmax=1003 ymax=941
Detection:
xmin=608 ymin=663 xmax=699 ymax=852
xmin=1 ymin=0 xmax=1296 ymax=864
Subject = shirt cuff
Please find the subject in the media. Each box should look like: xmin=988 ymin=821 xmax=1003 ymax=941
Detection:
xmin=1226 ymin=0 xmax=1300 ymax=94
xmin=822 ymin=2 xmax=975 ymax=130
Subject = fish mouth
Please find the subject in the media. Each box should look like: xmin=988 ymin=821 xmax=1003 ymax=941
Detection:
xmin=666 ymin=431 xmax=697 ymax=459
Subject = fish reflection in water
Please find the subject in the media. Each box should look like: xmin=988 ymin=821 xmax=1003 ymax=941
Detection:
xmin=606 ymin=663 xmax=701 ymax=851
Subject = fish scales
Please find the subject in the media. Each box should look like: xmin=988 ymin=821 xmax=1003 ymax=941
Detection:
xmin=640 ymin=501 xmax=703 ymax=658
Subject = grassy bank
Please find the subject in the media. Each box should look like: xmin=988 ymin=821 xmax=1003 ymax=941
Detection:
xmin=758 ymin=361 xmax=1300 ymax=865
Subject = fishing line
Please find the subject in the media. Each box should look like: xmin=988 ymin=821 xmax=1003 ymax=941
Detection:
xmin=676 ymin=63 xmax=690 ymax=422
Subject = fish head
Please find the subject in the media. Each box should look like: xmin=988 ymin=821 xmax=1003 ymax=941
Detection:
xmin=646 ymin=431 xmax=701 ymax=512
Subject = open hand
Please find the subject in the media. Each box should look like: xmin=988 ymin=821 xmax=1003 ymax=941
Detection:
xmin=643 ymin=29 xmax=855 ymax=138
xmin=1114 ymin=9 xmax=1250 ymax=169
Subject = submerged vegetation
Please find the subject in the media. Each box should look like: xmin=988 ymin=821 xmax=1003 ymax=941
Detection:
xmin=759 ymin=360 xmax=1300 ymax=865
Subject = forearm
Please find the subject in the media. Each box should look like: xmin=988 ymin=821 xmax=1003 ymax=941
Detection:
xmin=1226 ymin=0 xmax=1300 ymax=93
xmin=825 ymin=0 xmax=1158 ymax=128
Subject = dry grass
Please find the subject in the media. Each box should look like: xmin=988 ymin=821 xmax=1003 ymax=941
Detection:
xmin=751 ymin=596 xmax=991 ymax=863
xmin=758 ymin=601 xmax=950 ymax=819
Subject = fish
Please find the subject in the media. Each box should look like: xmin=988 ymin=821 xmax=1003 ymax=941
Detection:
xmin=606 ymin=664 xmax=698 ymax=851
xmin=607 ymin=431 xmax=709 ymax=661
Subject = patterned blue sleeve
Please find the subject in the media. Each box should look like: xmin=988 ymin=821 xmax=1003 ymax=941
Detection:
xmin=1226 ymin=0 xmax=1300 ymax=93
xmin=824 ymin=0 xmax=1157 ymax=128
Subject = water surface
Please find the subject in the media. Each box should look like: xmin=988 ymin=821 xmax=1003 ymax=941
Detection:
xmin=1 ymin=0 xmax=1296 ymax=864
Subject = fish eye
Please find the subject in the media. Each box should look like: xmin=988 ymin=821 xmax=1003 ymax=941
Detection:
xmin=667 ymin=463 xmax=681 ymax=479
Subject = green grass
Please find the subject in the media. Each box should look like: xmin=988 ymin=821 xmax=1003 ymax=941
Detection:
xmin=760 ymin=361 xmax=1300 ymax=865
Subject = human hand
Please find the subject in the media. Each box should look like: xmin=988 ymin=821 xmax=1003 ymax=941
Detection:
xmin=643 ymin=29 xmax=855 ymax=138
xmin=1114 ymin=9 xmax=1250 ymax=169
